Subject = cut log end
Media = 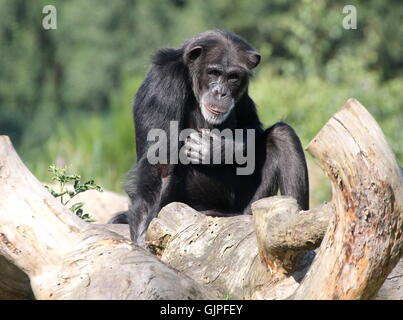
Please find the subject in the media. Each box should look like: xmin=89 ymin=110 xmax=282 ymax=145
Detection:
xmin=252 ymin=196 xmax=332 ymax=274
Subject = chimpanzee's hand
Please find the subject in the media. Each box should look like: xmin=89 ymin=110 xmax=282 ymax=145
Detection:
xmin=183 ymin=129 xmax=244 ymax=165
xmin=182 ymin=130 xmax=220 ymax=164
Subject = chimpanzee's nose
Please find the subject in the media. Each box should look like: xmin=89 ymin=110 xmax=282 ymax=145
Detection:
xmin=213 ymin=87 xmax=228 ymax=99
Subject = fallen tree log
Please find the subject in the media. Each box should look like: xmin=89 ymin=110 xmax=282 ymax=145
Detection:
xmin=373 ymin=258 xmax=403 ymax=300
xmin=0 ymin=136 xmax=216 ymax=300
xmin=0 ymin=98 xmax=402 ymax=300
xmin=290 ymin=98 xmax=402 ymax=299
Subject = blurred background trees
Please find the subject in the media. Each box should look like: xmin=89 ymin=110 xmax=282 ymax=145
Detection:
xmin=0 ymin=0 xmax=402 ymax=206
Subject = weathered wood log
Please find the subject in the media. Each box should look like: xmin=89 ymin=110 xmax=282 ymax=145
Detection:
xmin=147 ymin=200 xmax=319 ymax=299
xmin=0 ymin=135 xmax=216 ymax=300
xmin=291 ymin=98 xmax=402 ymax=299
xmin=373 ymin=258 xmax=403 ymax=300
xmin=147 ymin=98 xmax=402 ymax=300
xmin=252 ymin=198 xmax=332 ymax=275
xmin=1 ymin=98 xmax=401 ymax=300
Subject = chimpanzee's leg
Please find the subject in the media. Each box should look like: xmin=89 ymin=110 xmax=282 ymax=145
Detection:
xmin=107 ymin=211 xmax=129 ymax=224
xmin=242 ymin=122 xmax=309 ymax=213
xmin=124 ymin=158 xmax=178 ymax=247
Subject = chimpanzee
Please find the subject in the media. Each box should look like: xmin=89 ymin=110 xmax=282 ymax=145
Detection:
xmin=111 ymin=30 xmax=309 ymax=247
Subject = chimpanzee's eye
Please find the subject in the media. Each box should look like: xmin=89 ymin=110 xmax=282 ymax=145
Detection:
xmin=228 ymin=73 xmax=239 ymax=82
xmin=208 ymin=69 xmax=221 ymax=77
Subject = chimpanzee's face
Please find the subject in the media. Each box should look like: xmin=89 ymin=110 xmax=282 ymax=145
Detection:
xmin=198 ymin=50 xmax=249 ymax=124
xmin=184 ymin=36 xmax=260 ymax=125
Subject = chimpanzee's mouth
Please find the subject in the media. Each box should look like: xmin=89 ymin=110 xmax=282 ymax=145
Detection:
xmin=200 ymin=99 xmax=234 ymax=124
xmin=205 ymin=104 xmax=226 ymax=115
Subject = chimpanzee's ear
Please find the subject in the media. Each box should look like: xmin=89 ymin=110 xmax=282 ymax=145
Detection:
xmin=247 ymin=51 xmax=261 ymax=69
xmin=184 ymin=46 xmax=203 ymax=64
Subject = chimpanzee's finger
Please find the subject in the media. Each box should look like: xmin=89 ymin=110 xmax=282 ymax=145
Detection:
xmin=188 ymin=132 xmax=202 ymax=144
xmin=184 ymin=139 xmax=202 ymax=152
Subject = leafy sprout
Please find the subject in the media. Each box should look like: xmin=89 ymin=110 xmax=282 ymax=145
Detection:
xmin=45 ymin=165 xmax=103 ymax=222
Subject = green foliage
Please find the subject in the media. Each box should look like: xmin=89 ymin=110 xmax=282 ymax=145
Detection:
xmin=45 ymin=165 xmax=103 ymax=222
xmin=223 ymin=292 xmax=231 ymax=300
xmin=27 ymin=77 xmax=140 ymax=192
xmin=251 ymin=72 xmax=403 ymax=160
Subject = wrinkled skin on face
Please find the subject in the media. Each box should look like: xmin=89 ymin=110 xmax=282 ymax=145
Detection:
xmin=183 ymin=30 xmax=260 ymax=125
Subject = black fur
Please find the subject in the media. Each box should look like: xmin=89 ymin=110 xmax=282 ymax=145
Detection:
xmin=116 ymin=30 xmax=309 ymax=247
xmin=107 ymin=211 xmax=129 ymax=224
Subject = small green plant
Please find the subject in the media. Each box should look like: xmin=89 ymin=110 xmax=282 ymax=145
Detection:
xmin=223 ymin=292 xmax=231 ymax=300
xmin=45 ymin=165 xmax=103 ymax=222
